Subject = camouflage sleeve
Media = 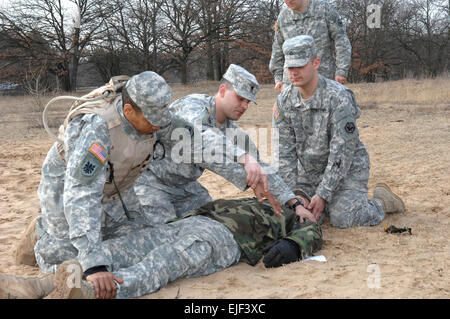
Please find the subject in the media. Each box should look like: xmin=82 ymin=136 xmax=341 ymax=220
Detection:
xmin=225 ymin=121 xmax=260 ymax=162
xmin=204 ymin=121 xmax=296 ymax=203
xmin=272 ymin=97 xmax=298 ymax=190
xmin=284 ymin=220 xmax=323 ymax=259
xmin=264 ymin=166 xmax=297 ymax=205
xmin=198 ymin=127 xmax=248 ymax=191
xmin=64 ymin=114 xmax=112 ymax=271
xmin=327 ymin=4 xmax=352 ymax=78
xmin=228 ymin=123 xmax=297 ymax=203
xmin=269 ymin=18 xmax=285 ymax=84
xmin=315 ymin=91 xmax=359 ymax=202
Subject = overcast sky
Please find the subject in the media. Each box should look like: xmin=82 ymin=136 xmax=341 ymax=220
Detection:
xmin=0 ymin=0 xmax=79 ymax=27
xmin=0 ymin=0 xmax=77 ymax=11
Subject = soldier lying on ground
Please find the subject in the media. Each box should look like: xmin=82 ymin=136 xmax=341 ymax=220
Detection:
xmin=0 ymin=193 xmax=322 ymax=299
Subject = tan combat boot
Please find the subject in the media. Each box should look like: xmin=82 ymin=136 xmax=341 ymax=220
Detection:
xmin=46 ymin=260 xmax=95 ymax=299
xmin=373 ymin=183 xmax=406 ymax=214
xmin=14 ymin=216 xmax=39 ymax=266
xmin=0 ymin=273 xmax=54 ymax=299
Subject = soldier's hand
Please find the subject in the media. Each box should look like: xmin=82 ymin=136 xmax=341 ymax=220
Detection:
xmin=295 ymin=205 xmax=317 ymax=223
xmin=240 ymin=154 xmax=268 ymax=192
xmin=86 ymin=271 xmax=124 ymax=299
xmin=335 ymin=76 xmax=347 ymax=85
xmin=274 ymin=82 xmax=283 ymax=93
xmin=296 ymin=195 xmax=310 ymax=208
xmin=253 ymin=183 xmax=283 ymax=216
xmin=307 ymin=195 xmax=326 ymax=221
xmin=262 ymin=239 xmax=300 ymax=268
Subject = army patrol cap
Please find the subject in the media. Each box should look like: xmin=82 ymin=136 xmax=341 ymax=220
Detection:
xmin=222 ymin=64 xmax=259 ymax=104
xmin=283 ymin=35 xmax=317 ymax=68
xmin=125 ymin=71 xmax=173 ymax=127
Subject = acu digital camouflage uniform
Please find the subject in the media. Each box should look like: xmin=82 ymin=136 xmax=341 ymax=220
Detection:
xmin=269 ymin=0 xmax=352 ymax=84
xmin=94 ymin=197 xmax=322 ymax=298
xmin=272 ymin=36 xmax=384 ymax=228
xmin=134 ymin=64 xmax=297 ymax=225
xmin=34 ymin=72 xmax=178 ymax=274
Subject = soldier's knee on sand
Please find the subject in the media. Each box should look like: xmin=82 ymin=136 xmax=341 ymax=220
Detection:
xmin=329 ymin=211 xmax=357 ymax=229
xmin=14 ymin=216 xmax=39 ymax=266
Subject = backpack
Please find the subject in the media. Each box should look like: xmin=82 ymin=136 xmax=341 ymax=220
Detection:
xmin=42 ymin=75 xmax=130 ymax=144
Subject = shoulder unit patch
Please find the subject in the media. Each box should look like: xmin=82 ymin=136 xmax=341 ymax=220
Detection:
xmin=345 ymin=122 xmax=356 ymax=134
xmin=71 ymin=143 xmax=108 ymax=185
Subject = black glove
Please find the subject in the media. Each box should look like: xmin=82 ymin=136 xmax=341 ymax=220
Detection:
xmin=262 ymin=239 xmax=300 ymax=268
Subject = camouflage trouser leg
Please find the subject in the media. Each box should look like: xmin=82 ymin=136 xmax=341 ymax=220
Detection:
xmin=327 ymin=189 xmax=384 ymax=228
xmin=35 ymin=188 xmax=149 ymax=274
xmin=102 ymin=216 xmax=241 ymax=299
xmin=134 ymin=170 xmax=212 ymax=225
xmin=34 ymin=219 xmax=78 ymax=274
xmin=175 ymin=181 xmax=213 ymax=217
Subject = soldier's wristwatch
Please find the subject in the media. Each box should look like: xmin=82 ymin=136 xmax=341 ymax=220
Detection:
xmin=290 ymin=198 xmax=304 ymax=210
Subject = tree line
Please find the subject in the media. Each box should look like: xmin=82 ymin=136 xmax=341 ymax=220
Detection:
xmin=0 ymin=0 xmax=448 ymax=92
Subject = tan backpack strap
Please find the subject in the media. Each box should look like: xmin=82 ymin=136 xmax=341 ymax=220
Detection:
xmin=43 ymin=75 xmax=130 ymax=143
xmin=110 ymin=75 xmax=130 ymax=86
xmin=55 ymin=141 xmax=66 ymax=163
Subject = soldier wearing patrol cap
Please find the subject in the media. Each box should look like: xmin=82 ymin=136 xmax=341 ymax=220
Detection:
xmin=273 ymin=35 xmax=405 ymax=229
xmin=134 ymin=63 xmax=313 ymax=226
xmin=269 ymin=0 xmax=352 ymax=93
xmin=13 ymin=71 xmax=183 ymax=298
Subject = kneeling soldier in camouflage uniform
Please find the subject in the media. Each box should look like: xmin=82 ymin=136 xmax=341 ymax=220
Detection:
xmin=0 ymin=194 xmax=322 ymax=299
xmin=11 ymin=71 xmax=189 ymax=298
xmin=135 ymin=64 xmax=302 ymax=224
xmin=273 ymin=35 xmax=405 ymax=228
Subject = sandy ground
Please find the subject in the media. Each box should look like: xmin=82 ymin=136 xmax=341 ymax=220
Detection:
xmin=0 ymin=79 xmax=449 ymax=299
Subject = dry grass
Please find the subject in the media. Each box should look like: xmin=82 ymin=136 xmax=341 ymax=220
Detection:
xmin=348 ymin=75 xmax=450 ymax=107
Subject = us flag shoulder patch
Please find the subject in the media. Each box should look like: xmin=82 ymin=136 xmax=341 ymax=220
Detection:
xmin=273 ymin=103 xmax=280 ymax=120
xmin=89 ymin=142 xmax=108 ymax=164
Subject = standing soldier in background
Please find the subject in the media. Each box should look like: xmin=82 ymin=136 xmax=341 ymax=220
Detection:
xmin=273 ymin=35 xmax=405 ymax=228
xmin=270 ymin=0 xmax=352 ymax=93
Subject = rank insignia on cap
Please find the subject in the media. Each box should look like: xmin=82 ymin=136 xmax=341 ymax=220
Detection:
xmin=89 ymin=142 xmax=108 ymax=164
xmin=273 ymin=103 xmax=280 ymax=120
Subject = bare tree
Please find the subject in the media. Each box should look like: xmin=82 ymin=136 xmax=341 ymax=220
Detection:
xmin=103 ymin=0 xmax=175 ymax=75
xmin=0 ymin=0 xmax=111 ymax=91
xmin=160 ymin=0 xmax=206 ymax=83
xmin=230 ymin=0 xmax=284 ymax=82
xmin=335 ymin=0 xmax=449 ymax=81
xmin=196 ymin=0 xmax=221 ymax=80
xmin=389 ymin=0 xmax=449 ymax=76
